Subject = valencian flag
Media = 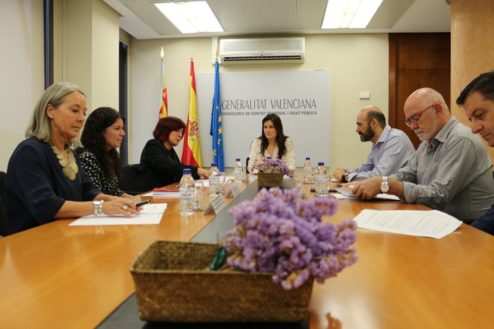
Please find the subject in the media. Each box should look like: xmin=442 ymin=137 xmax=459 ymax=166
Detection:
xmin=159 ymin=47 xmax=168 ymax=118
xmin=210 ymin=59 xmax=224 ymax=171
xmin=181 ymin=58 xmax=203 ymax=167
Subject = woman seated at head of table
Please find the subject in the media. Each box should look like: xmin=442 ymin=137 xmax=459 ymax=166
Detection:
xmin=5 ymin=82 xmax=138 ymax=235
xmin=247 ymin=113 xmax=296 ymax=173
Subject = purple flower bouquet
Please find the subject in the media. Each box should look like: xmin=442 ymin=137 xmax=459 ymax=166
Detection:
xmin=254 ymin=158 xmax=291 ymax=176
xmin=223 ymin=187 xmax=358 ymax=290
xmin=254 ymin=158 xmax=293 ymax=187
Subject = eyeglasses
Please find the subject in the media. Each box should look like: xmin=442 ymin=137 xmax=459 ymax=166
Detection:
xmin=405 ymin=104 xmax=435 ymax=127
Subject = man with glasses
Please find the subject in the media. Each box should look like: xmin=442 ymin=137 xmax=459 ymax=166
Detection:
xmin=350 ymin=88 xmax=494 ymax=223
xmin=457 ymin=71 xmax=494 ymax=234
xmin=333 ymin=106 xmax=415 ymax=182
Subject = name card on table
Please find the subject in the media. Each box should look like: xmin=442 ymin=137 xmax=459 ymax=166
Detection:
xmin=225 ymin=182 xmax=242 ymax=198
xmin=204 ymin=194 xmax=228 ymax=215
xmin=230 ymin=183 xmax=243 ymax=198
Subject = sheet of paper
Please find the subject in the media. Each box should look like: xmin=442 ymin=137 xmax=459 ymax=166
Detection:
xmin=69 ymin=203 xmax=167 ymax=226
xmin=333 ymin=187 xmax=400 ymax=201
xmin=354 ymin=209 xmax=462 ymax=239
xmin=143 ymin=191 xmax=181 ymax=199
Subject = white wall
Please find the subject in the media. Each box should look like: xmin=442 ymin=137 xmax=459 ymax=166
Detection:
xmin=57 ymin=0 xmax=119 ymax=110
xmin=91 ymin=0 xmax=119 ymax=109
xmin=128 ymin=34 xmax=389 ymax=170
xmin=0 ymin=0 xmax=119 ymax=171
xmin=0 ymin=0 xmax=389 ymax=174
xmin=0 ymin=0 xmax=44 ymax=171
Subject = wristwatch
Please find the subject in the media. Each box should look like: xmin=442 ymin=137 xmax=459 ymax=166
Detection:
xmin=93 ymin=200 xmax=104 ymax=216
xmin=380 ymin=176 xmax=389 ymax=193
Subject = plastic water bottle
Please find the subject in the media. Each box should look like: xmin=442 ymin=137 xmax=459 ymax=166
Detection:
xmin=179 ymin=168 xmax=195 ymax=216
xmin=209 ymin=163 xmax=221 ymax=200
xmin=314 ymin=162 xmax=328 ymax=196
xmin=233 ymin=158 xmax=244 ymax=182
xmin=303 ymin=157 xmax=313 ymax=184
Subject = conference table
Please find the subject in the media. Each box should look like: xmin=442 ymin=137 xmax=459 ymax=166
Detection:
xmin=1 ymin=180 xmax=493 ymax=329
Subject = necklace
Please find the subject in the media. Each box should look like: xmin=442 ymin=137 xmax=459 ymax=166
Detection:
xmin=51 ymin=145 xmax=78 ymax=181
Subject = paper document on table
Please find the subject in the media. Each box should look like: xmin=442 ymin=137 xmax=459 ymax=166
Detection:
xmin=333 ymin=186 xmax=400 ymax=201
xmin=143 ymin=191 xmax=181 ymax=199
xmin=69 ymin=203 xmax=167 ymax=226
xmin=354 ymin=209 xmax=462 ymax=239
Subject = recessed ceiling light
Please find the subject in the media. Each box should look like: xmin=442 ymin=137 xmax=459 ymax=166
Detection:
xmin=322 ymin=0 xmax=383 ymax=29
xmin=155 ymin=1 xmax=224 ymax=34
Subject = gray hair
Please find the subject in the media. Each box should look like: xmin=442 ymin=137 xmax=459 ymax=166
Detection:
xmin=26 ymin=81 xmax=85 ymax=143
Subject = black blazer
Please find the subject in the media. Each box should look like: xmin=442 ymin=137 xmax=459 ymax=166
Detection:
xmin=138 ymin=139 xmax=199 ymax=191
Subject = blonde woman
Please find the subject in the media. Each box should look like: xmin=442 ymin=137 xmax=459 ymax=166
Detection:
xmin=5 ymin=82 xmax=138 ymax=234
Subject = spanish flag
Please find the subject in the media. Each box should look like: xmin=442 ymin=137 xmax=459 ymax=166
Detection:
xmin=159 ymin=47 xmax=168 ymax=118
xmin=181 ymin=59 xmax=202 ymax=167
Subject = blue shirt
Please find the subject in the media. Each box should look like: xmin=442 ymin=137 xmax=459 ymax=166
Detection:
xmin=5 ymin=138 xmax=100 ymax=234
xmin=348 ymin=126 xmax=415 ymax=181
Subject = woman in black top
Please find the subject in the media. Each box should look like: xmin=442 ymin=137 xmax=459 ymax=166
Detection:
xmin=78 ymin=107 xmax=135 ymax=198
xmin=139 ymin=116 xmax=209 ymax=190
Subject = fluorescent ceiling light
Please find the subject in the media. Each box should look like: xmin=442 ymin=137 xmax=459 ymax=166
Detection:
xmin=322 ymin=0 xmax=383 ymax=29
xmin=155 ymin=1 xmax=224 ymax=34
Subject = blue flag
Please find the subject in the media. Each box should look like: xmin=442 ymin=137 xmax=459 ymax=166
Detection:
xmin=210 ymin=60 xmax=224 ymax=172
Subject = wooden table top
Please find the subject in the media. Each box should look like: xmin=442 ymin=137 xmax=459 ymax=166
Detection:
xmin=1 ymin=183 xmax=493 ymax=329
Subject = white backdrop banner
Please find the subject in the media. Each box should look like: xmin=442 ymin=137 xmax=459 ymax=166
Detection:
xmin=196 ymin=70 xmax=330 ymax=168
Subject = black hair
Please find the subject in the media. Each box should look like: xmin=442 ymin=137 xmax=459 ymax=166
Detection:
xmin=259 ymin=113 xmax=288 ymax=159
xmin=366 ymin=111 xmax=386 ymax=128
xmin=79 ymin=107 xmax=123 ymax=178
xmin=457 ymin=71 xmax=494 ymax=105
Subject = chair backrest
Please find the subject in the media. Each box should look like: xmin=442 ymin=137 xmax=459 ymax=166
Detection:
xmin=0 ymin=171 xmax=8 ymax=237
xmin=119 ymin=164 xmax=143 ymax=195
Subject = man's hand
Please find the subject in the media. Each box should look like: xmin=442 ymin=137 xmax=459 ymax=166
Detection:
xmin=333 ymin=168 xmax=348 ymax=181
xmin=350 ymin=176 xmax=382 ymax=200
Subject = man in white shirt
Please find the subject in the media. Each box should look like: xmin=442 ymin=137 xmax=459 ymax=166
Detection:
xmin=334 ymin=106 xmax=415 ymax=182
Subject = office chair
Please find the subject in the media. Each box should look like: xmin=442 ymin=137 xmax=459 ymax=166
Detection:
xmin=119 ymin=164 xmax=143 ymax=195
xmin=0 ymin=171 xmax=8 ymax=237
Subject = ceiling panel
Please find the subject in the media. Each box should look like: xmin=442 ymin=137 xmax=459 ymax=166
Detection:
xmin=103 ymin=0 xmax=451 ymax=40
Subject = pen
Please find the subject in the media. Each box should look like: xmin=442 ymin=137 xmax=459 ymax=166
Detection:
xmin=136 ymin=200 xmax=151 ymax=208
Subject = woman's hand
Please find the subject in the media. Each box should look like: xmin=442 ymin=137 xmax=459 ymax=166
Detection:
xmin=122 ymin=193 xmax=142 ymax=203
xmin=102 ymin=198 xmax=139 ymax=216
xmin=198 ymin=167 xmax=210 ymax=178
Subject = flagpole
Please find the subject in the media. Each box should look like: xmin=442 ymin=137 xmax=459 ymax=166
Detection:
xmin=159 ymin=47 xmax=168 ymax=118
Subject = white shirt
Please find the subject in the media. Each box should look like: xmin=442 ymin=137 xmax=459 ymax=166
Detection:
xmin=247 ymin=137 xmax=296 ymax=173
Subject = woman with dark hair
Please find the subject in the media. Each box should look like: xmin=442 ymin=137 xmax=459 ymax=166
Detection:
xmin=78 ymin=107 xmax=134 ymax=197
xmin=139 ymin=116 xmax=209 ymax=189
xmin=247 ymin=113 xmax=296 ymax=173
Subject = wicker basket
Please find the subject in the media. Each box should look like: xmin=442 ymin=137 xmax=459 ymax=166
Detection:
xmin=257 ymin=172 xmax=284 ymax=188
xmin=130 ymin=240 xmax=313 ymax=322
